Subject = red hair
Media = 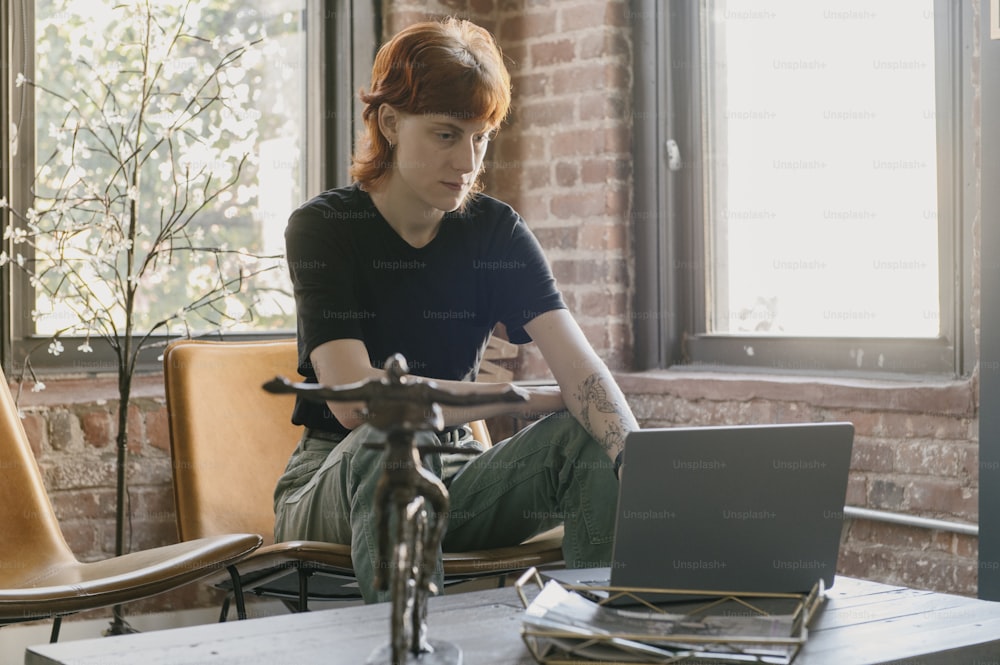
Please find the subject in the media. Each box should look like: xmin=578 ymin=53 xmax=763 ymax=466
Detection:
xmin=350 ymin=18 xmax=512 ymax=193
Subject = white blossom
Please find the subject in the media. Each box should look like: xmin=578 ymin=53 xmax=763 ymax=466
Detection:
xmin=48 ymin=340 xmax=64 ymax=356
xmin=31 ymin=382 xmax=46 ymax=393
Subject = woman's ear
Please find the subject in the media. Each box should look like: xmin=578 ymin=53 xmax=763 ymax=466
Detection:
xmin=377 ymin=105 xmax=400 ymax=147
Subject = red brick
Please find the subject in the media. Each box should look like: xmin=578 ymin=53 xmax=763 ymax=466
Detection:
xmin=19 ymin=411 xmax=46 ymax=456
xmin=145 ymin=404 xmax=171 ymax=452
xmin=580 ymin=290 xmax=625 ymax=318
xmin=550 ymin=189 xmax=605 ymax=219
xmin=48 ymin=410 xmax=83 ymax=451
xmin=517 ymin=98 xmax=575 ymax=126
xmin=847 ymin=519 xmax=938 ymax=552
xmin=605 ymin=186 xmax=628 ymax=216
xmin=490 ymin=132 xmax=525 ymax=165
xmin=498 ymin=11 xmax=557 ymax=42
xmin=840 ymin=410 xmax=884 ymax=438
xmin=579 ymin=93 xmax=626 ymax=122
xmin=905 ymin=477 xmax=977 ymax=521
xmin=533 ymin=226 xmax=577 ymax=250
xmin=510 ymin=71 xmax=550 ymax=97
xmin=894 ymin=439 xmax=960 ymax=475
xmin=530 ymin=38 xmax=576 ymax=67
xmin=81 ymin=408 xmax=114 ymax=448
xmin=59 ymin=520 xmax=100 ymax=558
xmin=129 ymin=518 xmax=179 ymax=551
xmin=385 ymin=11 xmax=442 ymax=34
xmin=958 ymin=444 xmax=978 ymax=484
xmin=127 ymin=403 xmax=143 ymax=454
xmin=868 ymin=478 xmax=906 ymax=511
xmin=581 ymin=157 xmax=629 ymax=184
xmin=50 ymin=488 xmax=110 ymax=521
xmin=954 ymin=533 xmax=978 ymax=558
xmin=850 ymin=438 xmax=895 ymax=472
xmin=551 ymin=257 xmax=627 ymax=285
xmin=579 ymin=223 xmax=624 ymax=251
xmin=954 ymin=560 xmax=977 ymax=595
xmin=522 ymin=163 xmax=551 ymax=187
xmin=554 ymin=161 xmax=578 ymax=186
xmin=881 ymin=411 xmax=975 ymax=438
xmin=552 ymin=63 xmax=630 ymax=95
xmin=474 ymin=0 xmax=496 ymax=14
xmin=508 ymin=192 xmax=548 ymax=222
xmin=845 ymin=474 xmax=868 ymax=507
xmin=577 ymin=30 xmax=630 ymax=60
xmin=501 ymin=43 xmax=529 ymax=74
xmin=551 ymin=126 xmax=629 ymax=158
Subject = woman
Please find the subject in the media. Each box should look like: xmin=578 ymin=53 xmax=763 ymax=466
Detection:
xmin=274 ymin=17 xmax=638 ymax=603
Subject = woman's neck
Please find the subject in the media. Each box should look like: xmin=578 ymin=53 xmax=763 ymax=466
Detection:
xmin=368 ymin=186 xmax=443 ymax=249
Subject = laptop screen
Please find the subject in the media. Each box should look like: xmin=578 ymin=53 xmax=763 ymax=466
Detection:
xmin=610 ymin=422 xmax=854 ymax=594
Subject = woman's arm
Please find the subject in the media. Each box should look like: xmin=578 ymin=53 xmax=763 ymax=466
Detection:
xmin=523 ymin=309 xmax=639 ymax=461
xmin=310 ymin=338 xmax=564 ymax=430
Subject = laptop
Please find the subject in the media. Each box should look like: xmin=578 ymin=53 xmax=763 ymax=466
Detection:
xmin=547 ymin=422 xmax=854 ymax=603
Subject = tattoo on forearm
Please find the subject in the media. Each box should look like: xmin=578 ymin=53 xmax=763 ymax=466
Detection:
xmin=574 ymin=373 xmax=633 ymax=455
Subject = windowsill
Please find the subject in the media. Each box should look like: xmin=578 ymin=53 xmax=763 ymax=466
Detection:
xmin=613 ymin=367 xmax=976 ymax=417
xmin=8 ymin=373 xmax=166 ymax=408
xmin=8 ymin=367 xmax=977 ymax=418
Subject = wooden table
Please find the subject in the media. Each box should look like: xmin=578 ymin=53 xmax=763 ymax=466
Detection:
xmin=25 ymin=576 xmax=1000 ymax=664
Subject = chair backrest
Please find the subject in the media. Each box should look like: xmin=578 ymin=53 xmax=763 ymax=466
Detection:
xmin=0 ymin=368 xmax=77 ymax=582
xmin=163 ymin=337 xmax=503 ymax=545
xmin=164 ymin=339 xmax=302 ymax=545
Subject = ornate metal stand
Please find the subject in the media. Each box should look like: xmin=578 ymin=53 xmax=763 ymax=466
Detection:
xmin=264 ymin=354 xmax=526 ymax=665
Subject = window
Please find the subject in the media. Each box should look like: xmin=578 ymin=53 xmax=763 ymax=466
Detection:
xmin=1 ymin=0 xmax=376 ymax=372
xmin=633 ymin=0 xmax=974 ymax=376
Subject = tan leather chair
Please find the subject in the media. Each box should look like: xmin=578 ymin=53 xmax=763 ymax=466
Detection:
xmin=163 ymin=338 xmax=563 ymax=617
xmin=0 ymin=366 xmax=262 ymax=643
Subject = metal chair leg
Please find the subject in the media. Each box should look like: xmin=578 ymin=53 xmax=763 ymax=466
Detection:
xmin=298 ymin=568 xmax=312 ymax=612
xmin=227 ymin=564 xmax=248 ymax=621
xmin=49 ymin=616 xmax=62 ymax=643
xmin=218 ymin=595 xmax=232 ymax=623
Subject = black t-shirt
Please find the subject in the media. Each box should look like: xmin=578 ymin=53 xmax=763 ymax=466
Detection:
xmin=285 ymin=183 xmax=566 ymax=433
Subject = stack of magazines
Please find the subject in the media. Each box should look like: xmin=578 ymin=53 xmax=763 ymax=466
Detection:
xmin=517 ymin=572 xmax=823 ymax=664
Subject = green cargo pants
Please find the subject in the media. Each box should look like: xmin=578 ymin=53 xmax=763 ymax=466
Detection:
xmin=273 ymin=411 xmax=617 ymax=603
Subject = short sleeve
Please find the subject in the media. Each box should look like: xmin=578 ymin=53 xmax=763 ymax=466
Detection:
xmin=492 ymin=215 xmax=565 ymax=343
xmin=285 ymin=203 xmax=366 ymax=376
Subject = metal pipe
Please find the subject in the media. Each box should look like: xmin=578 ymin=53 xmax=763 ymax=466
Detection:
xmin=844 ymin=506 xmax=978 ymax=537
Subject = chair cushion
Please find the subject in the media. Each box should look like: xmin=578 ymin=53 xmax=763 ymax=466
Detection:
xmin=0 ymin=534 xmax=261 ymax=620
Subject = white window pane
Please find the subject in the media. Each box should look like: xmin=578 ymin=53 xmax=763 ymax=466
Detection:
xmin=703 ymin=0 xmax=939 ymax=337
xmin=31 ymin=0 xmax=298 ymax=336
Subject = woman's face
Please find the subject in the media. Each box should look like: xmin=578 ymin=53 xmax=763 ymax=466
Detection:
xmin=383 ymin=109 xmax=496 ymax=215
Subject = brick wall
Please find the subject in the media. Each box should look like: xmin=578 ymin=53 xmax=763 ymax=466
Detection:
xmin=6 ymin=0 xmax=984 ymax=629
xmin=617 ymin=372 xmax=980 ymax=595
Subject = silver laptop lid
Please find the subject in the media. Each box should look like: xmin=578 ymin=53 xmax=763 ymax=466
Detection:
xmin=610 ymin=422 xmax=854 ymax=594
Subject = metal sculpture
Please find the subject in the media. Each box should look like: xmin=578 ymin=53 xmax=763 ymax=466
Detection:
xmin=264 ymin=354 xmax=527 ymax=664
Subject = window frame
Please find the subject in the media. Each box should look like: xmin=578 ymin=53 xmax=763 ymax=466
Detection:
xmin=633 ymin=0 xmax=975 ymax=379
xmin=0 ymin=0 xmax=377 ymax=375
